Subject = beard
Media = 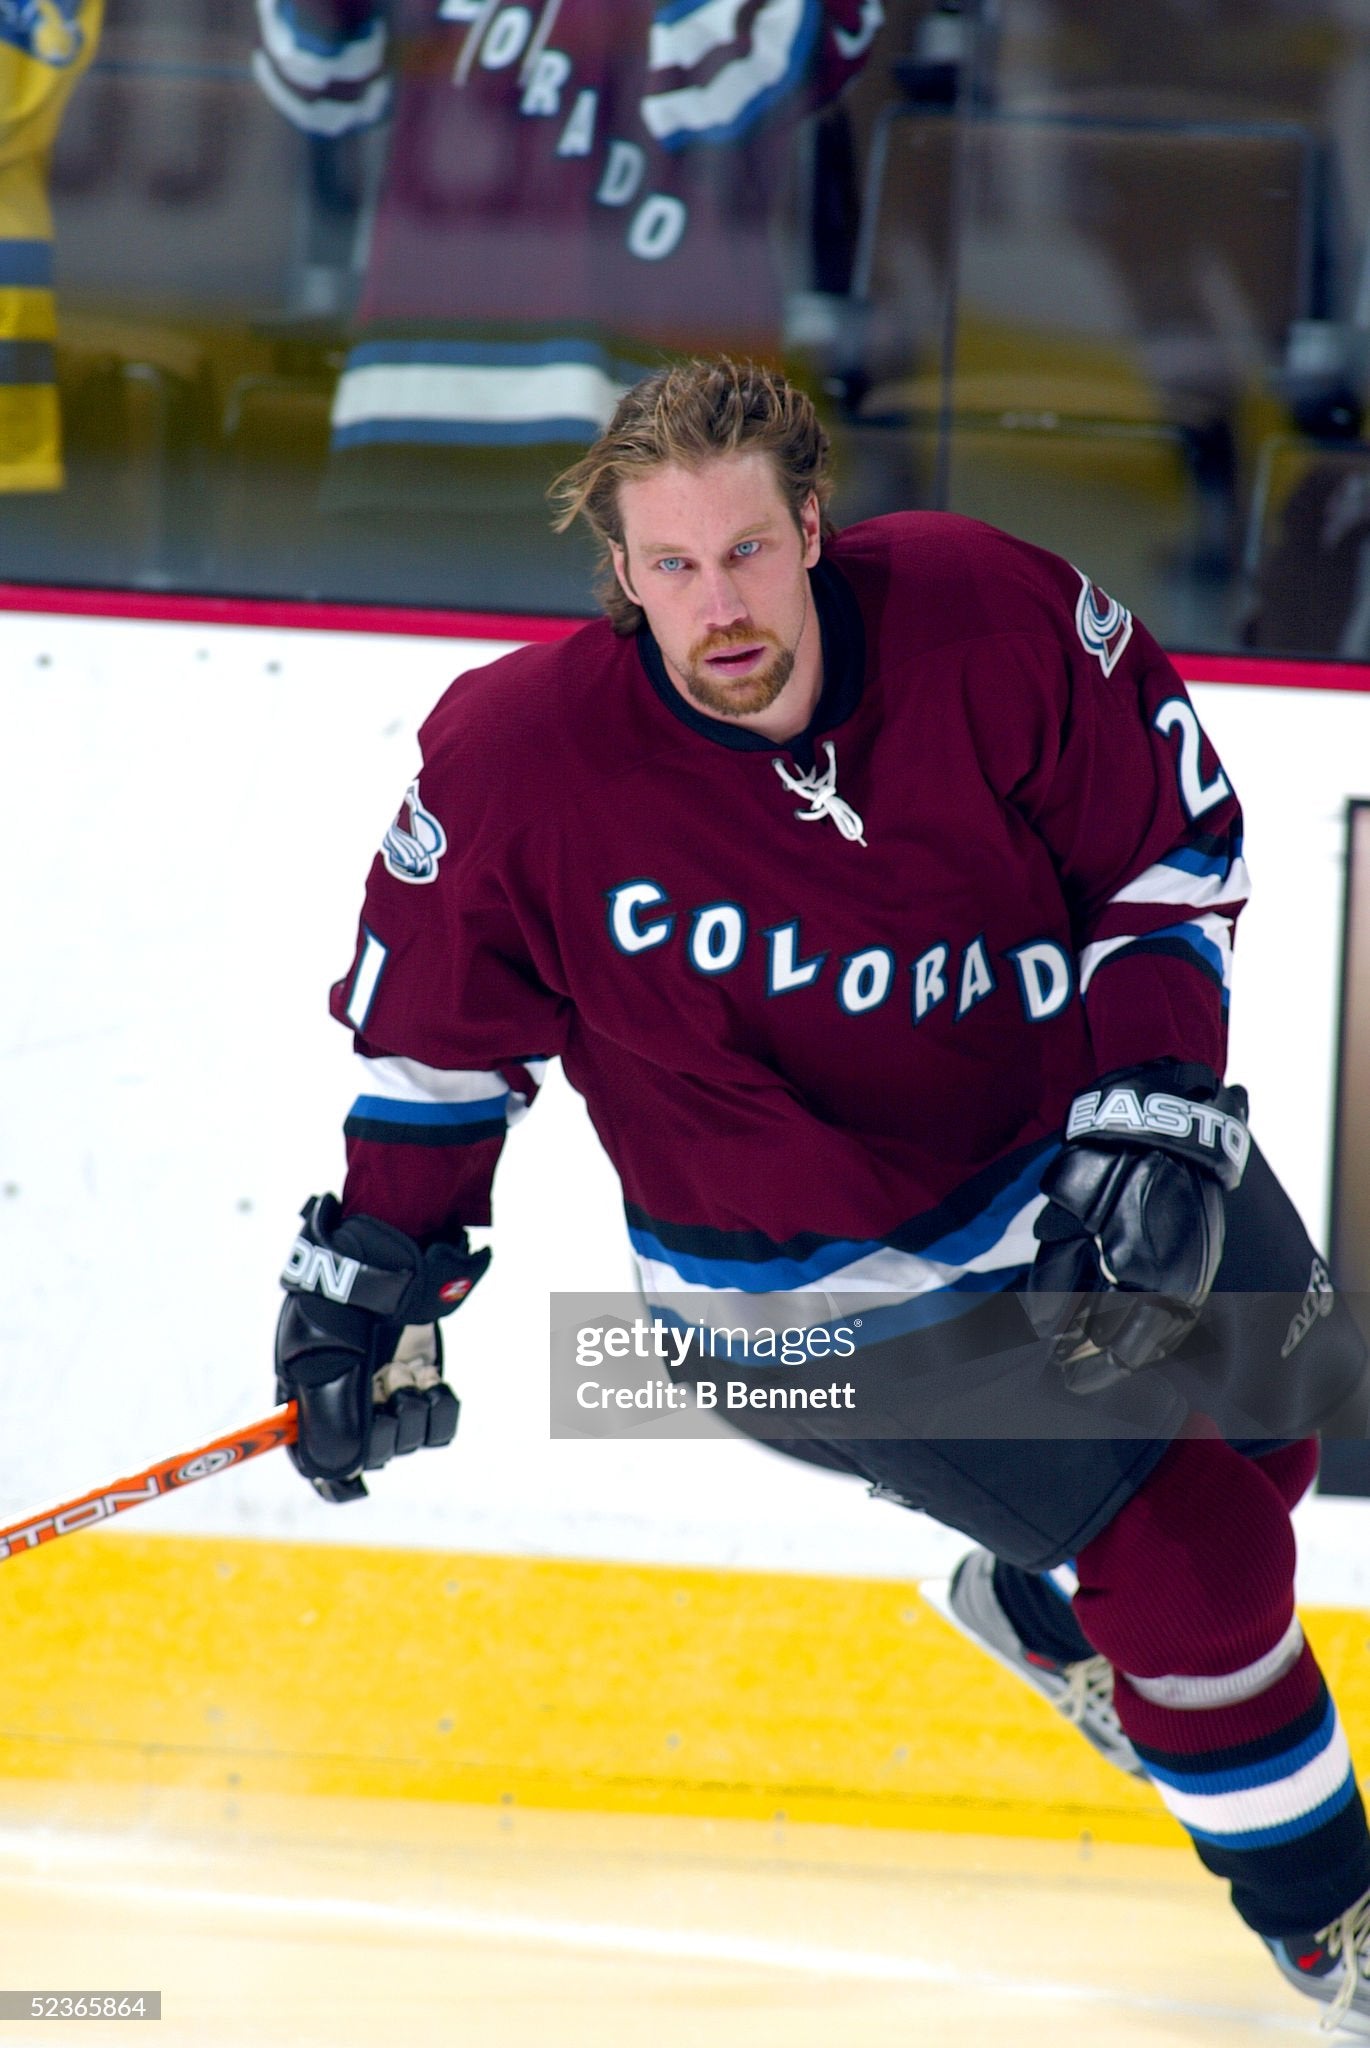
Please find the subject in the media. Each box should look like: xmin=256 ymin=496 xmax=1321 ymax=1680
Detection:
xmin=677 ymin=626 xmax=797 ymax=720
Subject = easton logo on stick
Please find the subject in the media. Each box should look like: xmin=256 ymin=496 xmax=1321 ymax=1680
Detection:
xmin=172 ymin=1448 xmax=241 ymax=1484
xmin=0 ymin=1413 xmax=297 ymax=1565
xmin=0 ymin=1477 xmax=162 ymax=1557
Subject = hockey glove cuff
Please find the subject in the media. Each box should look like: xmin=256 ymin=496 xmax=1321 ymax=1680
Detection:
xmin=1025 ymin=1062 xmax=1250 ymax=1393
xmin=275 ymin=1193 xmax=489 ymax=1502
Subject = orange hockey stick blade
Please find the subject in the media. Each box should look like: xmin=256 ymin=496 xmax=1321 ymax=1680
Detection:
xmin=0 ymin=1405 xmax=299 ymax=1563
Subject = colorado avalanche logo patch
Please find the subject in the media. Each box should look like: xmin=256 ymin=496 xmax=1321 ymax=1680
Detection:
xmin=1074 ymin=570 xmax=1133 ymax=676
xmin=382 ymin=779 xmax=447 ymax=885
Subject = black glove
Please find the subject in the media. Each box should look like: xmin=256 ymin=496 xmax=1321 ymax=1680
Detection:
xmin=1025 ymin=1062 xmax=1250 ymax=1394
xmin=275 ymin=1193 xmax=489 ymax=1502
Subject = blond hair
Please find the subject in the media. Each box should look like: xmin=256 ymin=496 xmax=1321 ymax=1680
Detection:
xmin=548 ymin=357 xmax=835 ymax=634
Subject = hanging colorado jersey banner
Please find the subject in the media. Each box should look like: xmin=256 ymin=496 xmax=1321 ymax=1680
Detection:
xmin=0 ymin=0 xmax=103 ymax=489
xmin=252 ymin=0 xmax=881 ymax=492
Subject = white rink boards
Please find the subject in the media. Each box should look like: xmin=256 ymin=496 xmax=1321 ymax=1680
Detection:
xmin=3 ymin=608 xmax=1370 ymax=1583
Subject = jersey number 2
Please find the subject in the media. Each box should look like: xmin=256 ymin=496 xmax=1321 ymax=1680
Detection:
xmin=1153 ymin=698 xmax=1231 ymax=819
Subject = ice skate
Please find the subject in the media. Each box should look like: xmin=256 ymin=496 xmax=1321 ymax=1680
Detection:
xmin=921 ymin=1548 xmax=1145 ymax=1779
xmin=1265 ymin=1887 xmax=1370 ymax=2036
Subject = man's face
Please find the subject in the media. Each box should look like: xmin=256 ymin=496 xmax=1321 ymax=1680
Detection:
xmin=610 ymin=452 xmax=822 ymax=723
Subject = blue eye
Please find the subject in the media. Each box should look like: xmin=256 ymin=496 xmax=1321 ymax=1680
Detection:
xmin=734 ymin=540 xmax=760 ymax=558
xmin=657 ymin=556 xmax=685 ymax=574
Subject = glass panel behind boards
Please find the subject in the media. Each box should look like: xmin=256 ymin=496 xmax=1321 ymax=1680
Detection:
xmin=5 ymin=0 xmax=1370 ymax=645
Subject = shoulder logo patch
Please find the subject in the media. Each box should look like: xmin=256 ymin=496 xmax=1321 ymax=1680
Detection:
xmin=1074 ymin=569 xmax=1133 ymax=676
xmin=1 ymin=0 xmax=86 ymax=67
xmin=382 ymin=780 xmax=447 ymax=885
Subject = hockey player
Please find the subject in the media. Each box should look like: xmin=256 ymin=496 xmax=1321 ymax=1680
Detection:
xmin=275 ymin=356 xmax=1370 ymax=2031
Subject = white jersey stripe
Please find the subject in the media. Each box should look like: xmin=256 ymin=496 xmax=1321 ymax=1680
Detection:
xmin=648 ymin=0 xmax=750 ymax=72
xmin=505 ymin=1069 xmax=548 ymax=1126
xmin=1154 ymin=1720 xmax=1351 ymax=1839
xmin=354 ymin=1052 xmax=511 ymax=1108
xmin=1175 ymin=910 xmax=1234 ymax=986
xmin=1125 ymin=1615 xmax=1304 ymax=1710
xmin=832 ymin=0 xmax=882 ymax=58
xmin=642 ymin=0 xmax=806 ymax=142
xmin=1108 ymin=855 xmax=1251 ymax=914
xmin=1079 ymin=911 xmax=1234 ymax=997
xmin=1078 ymin=933 xmax=1133 ymax=995
xmin=344 ymin=932 xmax=388 ymax=1031
xmin=251 ymin=51 xmax=390 ymax=134
xmin=331 ymin=360 xmax=629 ymax=433
xmin=256 ymin=0 xmax=386 ymax=91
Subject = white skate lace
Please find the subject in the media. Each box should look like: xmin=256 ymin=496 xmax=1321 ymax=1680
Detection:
xmin=1319 ymin=1887 xmax=1370 ymax=2032
xmin=773 ymin=743 xmax=867 ymax=845
xmin=1059 ymin=1655 xmax=1126 ymax=1742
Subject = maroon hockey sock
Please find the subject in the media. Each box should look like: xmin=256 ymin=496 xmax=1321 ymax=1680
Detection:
xmin=990 ymin=1439 xmax=1319 ymax=1670
xmin=1073 ymin=1437 xmax=1370 ymax=1934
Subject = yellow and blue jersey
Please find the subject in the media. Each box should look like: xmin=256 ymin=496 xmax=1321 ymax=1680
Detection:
xmin=0 ymin=0 xmax=102 ymax=490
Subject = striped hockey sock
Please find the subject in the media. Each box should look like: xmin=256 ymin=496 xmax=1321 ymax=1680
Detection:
xmin=1073 ymin=1436 xmax=1370 ymax=1935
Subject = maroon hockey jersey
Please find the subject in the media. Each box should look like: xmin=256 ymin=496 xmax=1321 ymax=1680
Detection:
xmin=328 ymin=513 xmax=1246 ymax=1331
xmin=253 ymin=0 xmax=883 ymax=480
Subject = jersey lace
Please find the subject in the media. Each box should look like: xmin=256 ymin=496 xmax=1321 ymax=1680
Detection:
xmin=773 ymin=742 xmax=867 ymax=845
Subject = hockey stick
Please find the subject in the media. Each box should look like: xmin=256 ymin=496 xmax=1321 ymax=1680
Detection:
xmin=0 ymin=1405 xmax=299 ymax=1564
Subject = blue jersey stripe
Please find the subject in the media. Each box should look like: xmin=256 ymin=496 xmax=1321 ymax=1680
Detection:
xmin=0 ymin=340 xmax=54 ymax=386
xmin=1183 ymin=1770 xmax=1359 ymax=1852
xmin=630 ymin=1146 xmax=1051 ymax=1290
xmin=333 ymin=416 xmax=605 ymax=451
xmin=814 ymin=1265 xmax=1032 ymax=1343
xmin=0 ymin=239 xmax=53 ymax=288
xmin=1143 ymin=1698 xmax=1336 ymax=1797
xmin=1150 ymin=920 xmax=1226 ymax=976
xmin=345 ymin=338 xmax=644 ymax=376
xmin=1134 ymin=1685 xmax=1331 ymax=1780
xmin=274 ymin=0 xmax=378 ymax=59
xmin=1159 ymin=845 xmax=1237 ymax=880
xmin=650 ymin=1266 xmax=1033 ymax=1353
xmin=348 ymin=1092 xmax=509 ymax=1126
xmin=913 ymin=1149 xmax=1053 ymax=1267
xmin=631 ymin=1222 xmax=872 ymax=1290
